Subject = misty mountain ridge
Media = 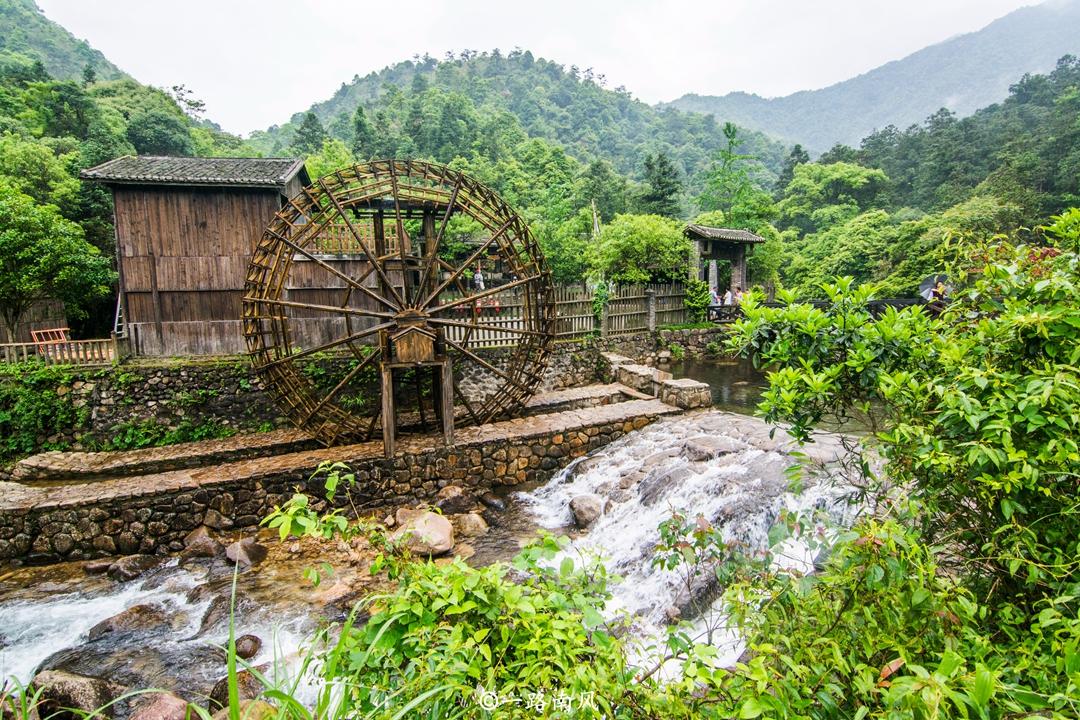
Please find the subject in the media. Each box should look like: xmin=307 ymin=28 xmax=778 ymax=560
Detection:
xmin=665 ymin=0 xmax=1080 ymax=153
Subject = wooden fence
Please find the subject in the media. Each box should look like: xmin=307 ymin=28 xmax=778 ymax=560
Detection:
xmin=436 ymin=281 xmax=686 ymax=347
xmin=0 ymin=282 xmax=687 ymax=363
xmin=0 ymin=337 xmax=119 ymax=366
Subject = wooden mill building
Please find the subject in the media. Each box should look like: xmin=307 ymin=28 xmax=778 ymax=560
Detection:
xmin=684 ymin=224 xmax=765 ymax=293
xmin=82 ymin=156 xmax=311 ymax=356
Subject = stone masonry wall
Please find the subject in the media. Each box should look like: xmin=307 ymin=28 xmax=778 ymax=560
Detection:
xmin=0 ymin=399 xmax=677 ymax=563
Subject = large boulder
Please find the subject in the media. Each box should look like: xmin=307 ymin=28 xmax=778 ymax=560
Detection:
xmin=32 ymin=669 xmax=125 ymax=718
xmin=210 ymin=700 xmax=275 ymax=720
xmin=391 ymin=511 xmax=454 ymax=556
xmin=682 ymin=435 xmax=746 ymax=461
xmin=180 ymin=526 xmax=222 ymax=560
xmin=130 ymin=692 xmax=190 ymax=720
xmin=569 ymin=494 xmax=604 ymax=528
xmin=638 ymin=466 xmax=696 ymax=507
xmin=207 ymin=667 xmax=266 ymax=711
xmin=450 ymin=512 xmax=489 ymax=538
xmin=225 ymin=538 xmax=267 ymax=567
xmin=435 ymin=485 xmax=475 ymax=515
xmin=88 ymin=603 xmax=168 ymax=641
xmin=107 ymin=555 xmax=165 ymax=582
xmin=235 ymin=634 xmax=262 ymax=660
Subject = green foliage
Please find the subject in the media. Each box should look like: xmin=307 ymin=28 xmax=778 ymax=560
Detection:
xmin=696 ymin=123 xmax=776 ymax=228
xmin=590 ymin=214 xmax=689 ymax=284
xmin=0 ymin=181 xmax=114 ymax=340
xmin=683 ymin=278 xmax=711 ymax=322
xmin=102 ymin=418 xmax=235 ymax=451
xmin=636 ymin=151 xmax=683 ymax=217
xmin=667 ymin=342 xmax=686 ymax=361
xmin=0 ymin=361 xmax=82 ymax=460
xmin=0 ymin=0 xmax=125 ymax=83
xmin=725 ymin=212 xmax=1080 ymax=716
xmin=290 ymin=111 xmax=327 ymax=156
xmin=704 ymin=340 xmax=722 ymax=356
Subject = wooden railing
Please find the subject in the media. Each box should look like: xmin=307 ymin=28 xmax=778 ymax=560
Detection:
xmin=0 ymin=337 xmax=117 ymax=366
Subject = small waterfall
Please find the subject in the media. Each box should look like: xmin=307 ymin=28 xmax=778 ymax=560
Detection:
xmin=518 ymin=410 xmax=857 ymax=669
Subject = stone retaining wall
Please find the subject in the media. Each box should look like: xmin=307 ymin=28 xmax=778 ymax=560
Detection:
xmin=2 ymin=343 xmax=614 ymax=459
xmin=0 ymin=399 xmax=678 ymax=563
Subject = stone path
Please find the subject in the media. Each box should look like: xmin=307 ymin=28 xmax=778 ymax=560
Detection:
xmin=11 ymin=384 xmax=648 ymax=484
xmin=0 ymin=398 xmax=680 ymax=513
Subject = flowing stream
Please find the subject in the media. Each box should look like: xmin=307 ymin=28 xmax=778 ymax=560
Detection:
xmin=0 ymin=357 xmax=858 ymax=699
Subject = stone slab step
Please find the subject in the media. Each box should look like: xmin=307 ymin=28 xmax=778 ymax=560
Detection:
xmin=10 ymin=428 xmax=317 ymax=483
xmin=0 ymin=397 xmax=681 ymax=513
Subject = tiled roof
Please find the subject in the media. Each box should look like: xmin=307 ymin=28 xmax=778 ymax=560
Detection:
xmin=80 ymin=156 xmax=309 ymax=189
xmin=684 ymin=224 xmax=765 ymax=243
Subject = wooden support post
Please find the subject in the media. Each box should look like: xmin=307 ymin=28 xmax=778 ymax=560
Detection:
xmin=381 ymin=365 xmax=395 ymax=457
xmin=646 ymin=288 xmax=657 ymax=332
xmin=440 ymin=360 xmax=454 ymax=446
xmin=148 ymin=248 xmax=164 ymax=350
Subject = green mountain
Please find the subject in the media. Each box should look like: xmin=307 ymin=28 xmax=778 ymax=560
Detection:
xmin=666 ymin=0 xmax=1080 ymax=153
xmin=246 ymin=51 xmax=789 ymax=188
xmin=0 ymin=0 xmax=124 ymax=81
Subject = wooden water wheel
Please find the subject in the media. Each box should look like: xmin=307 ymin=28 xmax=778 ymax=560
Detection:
xmin=242 ymin=160 xmax=556 ymax=455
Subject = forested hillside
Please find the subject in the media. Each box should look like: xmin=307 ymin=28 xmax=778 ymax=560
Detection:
xmin=757 ymin=55 xmax=1080 ymax=297
xmin=0 ymin=50 xmax=244 ymax=337
xmin=246 ymin=50 xmax=788 ymax=191
xmin=0 ymin=0 xmax=124 ymax=82
xmin=667 ymin=0 xmax=1080 ymax=151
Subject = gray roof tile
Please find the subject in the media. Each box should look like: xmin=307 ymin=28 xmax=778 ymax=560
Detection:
xmin=81 ymin=155 xmax=309 ymax=189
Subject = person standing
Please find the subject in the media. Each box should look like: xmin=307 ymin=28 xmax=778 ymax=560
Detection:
xmin=473 ymin=264 xmax=485 ymax=291
xmin=733 ymin=285 xmax=744 ymax=304
xmin=721 ymin=287 xmax=733 ymax=306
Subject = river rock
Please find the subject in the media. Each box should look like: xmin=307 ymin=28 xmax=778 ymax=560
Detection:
xmin=198 ymin=594 xmax=233 ymax=636
xmin=210 ymin=700 xmax=275 ymax=720
xmin=394 ymin=506 xmax=426 ymax=526
xmin=32 ymin=669 xmax=124 ymax=717
xmin=638 ymin=466 xmax=696 ymax=507
xmin=478 ymin=492 xmax=507 ymax=512
xmin=202 ymin=509 xmax=233 ymax=530
xmin=207 ymin=666 xmax=267 ymax=711
xmin=569 ymin=494 xmax=603 ymax=528
xmin=391 ymin=511 xmax=454 ymax=556
xmin=130 ymin=692 xmax=189 ymax=720
xmin=235 ymin=634 xmax=262 ymax=660
xmin=108 ymin=555 xmax=165 ymax=582
xmin=640 ymin=448 xmax=680 ymax=472
xmin=88 ymin=603 xmax=168 ymax=641
xmin=225 ymin=538 xmax=267 ymax=567
xmin=435 ymin=485 xmax=474 ymax=514
xmin=453 ymin=542 xmax=476 ymax=560
xmin=682 ymin=435 xmax=746 ymax=461
xmin=83 ymin=558 xmax=114 ymax=575
xmin=450 ymin=512 xmax=489 ymax=538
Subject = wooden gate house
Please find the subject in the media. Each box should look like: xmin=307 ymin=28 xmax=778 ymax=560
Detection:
xmin=82 ymin=156 xmax=310 ymax=356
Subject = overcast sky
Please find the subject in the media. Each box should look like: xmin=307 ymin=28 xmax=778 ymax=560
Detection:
xmin=36 ymin=0 xmax=1038 ymax=136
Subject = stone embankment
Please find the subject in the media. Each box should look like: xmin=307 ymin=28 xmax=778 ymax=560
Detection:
xmin=0 ymin=392 xmax=683 ymax=563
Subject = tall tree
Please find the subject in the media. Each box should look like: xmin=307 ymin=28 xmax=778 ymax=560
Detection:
xmin=636 ymin=151 xmax=682 ymax=218
xmin=0 ymin=184 xmax=114 ymax=341
xmin=775 ymin=144 xmax=810 ymax=195
xmin=697 ymin=123 xmax=776 ymax=228
xmin=351 ymin=105 xmax=377 ymax=159
xmin=290 ymin=112 xmax=327 ymax=156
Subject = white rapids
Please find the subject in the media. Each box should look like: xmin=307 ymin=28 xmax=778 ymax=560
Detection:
xmin=518 ymin=409 xmax=860 ymax=670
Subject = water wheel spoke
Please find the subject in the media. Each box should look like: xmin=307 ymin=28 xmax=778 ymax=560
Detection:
xmin=420 ymin=218 xmax=516 ymax=308
xmin=318 ymin=176 xmax=406 ymax=308
xmin=428 ymin=274 xmax=540 ymax=314
xmin=301 ymin=350 xmax=379 ymax=424
xmin=256 ymin=321 xmax=392 ymax=370
xmin=265 ymin=229 xmax=398 ymax=311
xmin=427 ymin=317 xmax=547 ymax=338
xmin=255 ymin=297 xmax=396 ymax=320
xmin=417 ymin=179 xmax=462 ymax=298
xmin=388 ymin=164 xmax=413 ymax=306
xmin=444 ymin=336 xmax=529 ymax=393
xmin=452 ymin=378 xmax=482 ymax=425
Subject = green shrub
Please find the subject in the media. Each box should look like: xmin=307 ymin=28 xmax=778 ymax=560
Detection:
xmin=684 ymin=278 xmax=711 ymax=322
xmin=0 ymin=361 xmax=84 ymax=461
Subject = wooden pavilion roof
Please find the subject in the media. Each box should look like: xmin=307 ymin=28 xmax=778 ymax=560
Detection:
xmin=81 ymin=156 xmax=310 ymax=190
xmin=684 ymin=224 xmax=765 ymax=244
